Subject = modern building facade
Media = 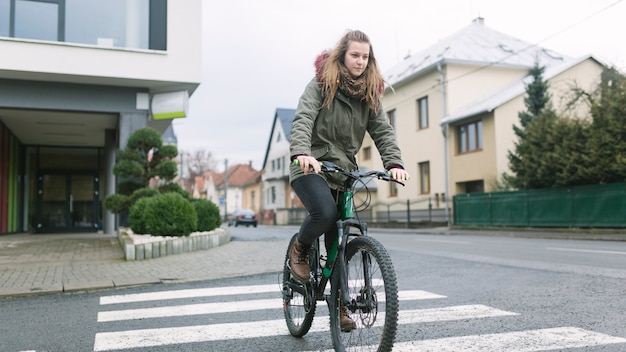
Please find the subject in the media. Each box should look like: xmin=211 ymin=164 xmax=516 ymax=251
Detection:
xmin=0 ymin=0 xmax=202 ymax=234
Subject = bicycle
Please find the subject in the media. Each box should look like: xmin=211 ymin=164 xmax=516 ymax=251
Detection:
xmin=281 ymin=160 xmax=403 ymax=352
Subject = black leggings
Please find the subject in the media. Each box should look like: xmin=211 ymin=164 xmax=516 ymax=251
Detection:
xmin=291 ymin=174 xmax=339 ymax=246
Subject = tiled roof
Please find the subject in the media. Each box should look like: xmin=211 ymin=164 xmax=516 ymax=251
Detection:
xmin=212 ymin=162 xmax=261 ymax=189
xmin=385 ymin=18 xmax=570 ymax=88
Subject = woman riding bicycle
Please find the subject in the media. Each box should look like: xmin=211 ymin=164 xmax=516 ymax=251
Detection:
xmin=288 ymin=29 xmax=410 ymax=331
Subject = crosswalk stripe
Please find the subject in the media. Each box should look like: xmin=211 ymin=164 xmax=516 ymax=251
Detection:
xmin=98 ymin=290 xmax=445 ymax=322
xmin=99 ymin=279 xmax=392 ymax=305
xmin=305 ymin=327 xmax=626 ymax=352
xmin=93 ymin=304 xmax=516 ymax=351
xmin=99 ymin=284 xmax=279 ymax=305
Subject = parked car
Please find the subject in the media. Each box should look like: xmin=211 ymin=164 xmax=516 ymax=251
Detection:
xmin=228 ymin=208 xmax=258 ymax=227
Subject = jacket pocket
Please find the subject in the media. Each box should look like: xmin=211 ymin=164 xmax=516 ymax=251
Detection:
xmin=311 ymin=145 xmax=330 ymax=159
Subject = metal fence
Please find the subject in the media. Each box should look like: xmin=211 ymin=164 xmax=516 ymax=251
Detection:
xmin=453 ymin=182 xmax=626 ymax=228
xmin=277 ymin=196 xmax=449 ymax=227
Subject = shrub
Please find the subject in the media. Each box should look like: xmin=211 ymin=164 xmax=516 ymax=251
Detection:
xmin=129 ymin=187 xmax=159 ymax=206
xmin=104 ymin=194 xmax=129 ymax=213
xmin=191 ymin=199 xmax=222 ymax=231
xmin=143 ymin=193 xmax=197 ymax=237
xmin=128 ymin=197 xmax=152 ymax=234
xmin=158 ymin=183 xmax=190 ymax=199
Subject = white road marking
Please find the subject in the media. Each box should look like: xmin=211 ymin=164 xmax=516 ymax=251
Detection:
xmin=93 ymin=304 xmax=517 ymax=351
xmin=306 ymin=327 xmax=626 ymax=352
xmin=98 ymin=290 xmax=445 ymax=322
xmin=99 ymin=283 xmax=279 ymax=305
xmin=546 ymin=247 xmax=626 ymax=255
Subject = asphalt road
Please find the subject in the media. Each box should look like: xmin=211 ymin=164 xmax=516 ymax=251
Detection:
xmin=2 ymin=225 xmax=625 ymax=351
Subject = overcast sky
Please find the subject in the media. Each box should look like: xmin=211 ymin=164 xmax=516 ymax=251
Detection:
xmin=172 ymin=0 xmax=626 ymax=171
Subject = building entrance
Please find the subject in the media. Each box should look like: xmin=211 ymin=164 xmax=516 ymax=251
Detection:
xmin=37 ymin=172 xmax=100 ymax=232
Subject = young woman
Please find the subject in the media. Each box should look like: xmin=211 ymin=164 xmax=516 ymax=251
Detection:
xmin=288 ymin=29 xmax=409 ymax=331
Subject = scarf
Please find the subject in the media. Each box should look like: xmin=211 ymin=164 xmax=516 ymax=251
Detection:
xmin=337 ymin=65 xmax=367 ymax=100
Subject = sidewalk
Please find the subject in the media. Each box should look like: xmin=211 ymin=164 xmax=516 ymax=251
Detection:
xmin=0 ymin=231 xmax=289 ymax=298
xmin=1 ymin=227 xmax=624 ymax=298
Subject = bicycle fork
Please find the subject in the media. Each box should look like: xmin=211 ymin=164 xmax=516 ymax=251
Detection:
xmin=334 ymin=218 xmax=377 ymax=314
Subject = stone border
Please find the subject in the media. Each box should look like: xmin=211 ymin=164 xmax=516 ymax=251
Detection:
xmin=118 ymin=228 xmax=231 ymax=261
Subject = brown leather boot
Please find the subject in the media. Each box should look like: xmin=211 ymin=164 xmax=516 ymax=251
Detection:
xmin=289 ymin=239 xmax=311 ymax=282
xmin=340 ymin=305 xmax=357 ymax=332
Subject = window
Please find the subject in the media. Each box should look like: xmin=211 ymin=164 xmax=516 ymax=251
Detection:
xmin=276 ymin=131 xmax=281 ymax=142
xmin=276 ymin=157 xmax=281 ymax=171
xmin=271 ymin=160 xmax=275 ymax=172
xmin=271 ymin=186 xmax=276 ymax=204
xmin=458 ymin=120 xmax=483 ymax=153
xmin=417 ymin=97 xmax=429 ymax=129
xmin=362 ymin=146 xmax=371 ymax=161
xmin=462 ymin=180 xmax=484 ymax=194
xmin=389 ymin=182 xmax=398 ymax=197
xmin=3 ymin=0 xmax=165 ymax=50
xmin=419 ymin=161 xmax=430 ymax=194
xmin=387 ymin=109 xmax=396 ymax=130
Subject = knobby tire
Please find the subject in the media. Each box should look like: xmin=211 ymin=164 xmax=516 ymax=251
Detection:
xmin=329 ymin=236 xmax=399 ymax=352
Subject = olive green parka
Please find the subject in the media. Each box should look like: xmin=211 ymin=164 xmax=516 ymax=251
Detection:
xmin=289 ymin=77 xmax=404 ymax=190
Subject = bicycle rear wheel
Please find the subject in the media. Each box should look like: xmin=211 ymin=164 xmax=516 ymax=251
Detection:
xmin=282 ymin=233 xmax=317 ymax=337
xmin=329 ymin=236 xmax=398 ymax=352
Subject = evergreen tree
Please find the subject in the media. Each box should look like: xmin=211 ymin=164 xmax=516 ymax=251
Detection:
xmin=104 ymin=127 xmax=180 ymax=214
xmin=585 ymin=66 xmax=626 ymax=184
xmin=507 ymin=64 xmax=554 ymax=189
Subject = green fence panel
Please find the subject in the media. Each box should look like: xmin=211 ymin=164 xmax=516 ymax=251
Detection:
xmin=490 ymin=191 xmax=528 ymax=226
xmin=571 ymin=183 xmax=626 ymax=227
xmin=453 ymin=183 xmax=626 ymax=228
xmin=454 ymin=193 xmax=491 ymax=226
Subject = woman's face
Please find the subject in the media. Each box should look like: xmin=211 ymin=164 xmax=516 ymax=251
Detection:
xmin=343 ymin=41 xmax=370 ymax=78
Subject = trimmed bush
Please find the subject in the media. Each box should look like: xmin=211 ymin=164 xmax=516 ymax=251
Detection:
xmin=158 ymin=183 xmax=190 ymax=199
xmin=128 ymin=197 xmax=152 ymax=234
xmin=143 ymin=193 xmax=197 ymax=237
xmin=191 ymin=199 xmax=222 ymax=231
xmin=104 ymin=194 xmax=129 ymax=214
xmin=129 ymin=187 xmax=159 ymax=206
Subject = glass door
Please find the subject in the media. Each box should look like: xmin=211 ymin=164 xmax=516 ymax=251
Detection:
xmin=37 ymin=173 xmax=99 ymax=232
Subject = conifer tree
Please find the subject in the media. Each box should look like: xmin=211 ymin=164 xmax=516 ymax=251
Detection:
xmin=506 ymin=64 xmax=554 ymax=189
xmin=585 ymin=66 xmax=626 ymax=183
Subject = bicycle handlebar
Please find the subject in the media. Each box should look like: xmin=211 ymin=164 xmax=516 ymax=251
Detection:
xmin=292 ymin=160 xmax=405 ymax=186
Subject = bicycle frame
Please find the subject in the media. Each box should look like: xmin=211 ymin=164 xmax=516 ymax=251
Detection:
xmin=311 ymin=181 xmax=370 ymax=307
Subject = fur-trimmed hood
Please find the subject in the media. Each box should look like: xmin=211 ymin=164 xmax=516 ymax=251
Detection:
xmin=314 ymin=50 xmax=330 ymax=82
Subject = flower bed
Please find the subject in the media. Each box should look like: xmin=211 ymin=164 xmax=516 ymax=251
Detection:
xmin=118 ymin=227 xmax=231 ymax=261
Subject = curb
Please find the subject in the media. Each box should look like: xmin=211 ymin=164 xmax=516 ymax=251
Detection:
xmin=117 ymin=228 xmax=231 ymax=261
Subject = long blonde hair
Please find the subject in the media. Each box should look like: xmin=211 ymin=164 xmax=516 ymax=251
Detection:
xmin=320 ymin=30 xmax=385 ymax=113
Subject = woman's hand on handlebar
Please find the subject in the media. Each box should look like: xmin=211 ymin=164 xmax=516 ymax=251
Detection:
xmin=389 ymin=168 xmax=410 ymax=182
xmin=296 ymin=155 xmax=321 ymax=174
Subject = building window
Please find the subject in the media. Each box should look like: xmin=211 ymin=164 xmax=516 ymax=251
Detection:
xmin=271 ymin=160 xmax=275 ymax=172
xmin=271 ymin=186 xmax=276 ymax=204
xmin=277 ymin=157 xmax=281 ymax=170
xmin=417 ymin=97 xmax=429 ymax=129
xmin=389 ymin=182 xmax=398 ymax=197
xmin=419 ymin=161 xmax=430 ymax=194
xmin=362 ymin=146 xmax=371 ymax=161
xmin=387 ymin=109 xmax=396 ymax=130
xmin=3 ymin=0 xmax=165 ymax=50
xmin=458 ymin=120 xmax=483 ymax=153
xmin=461 ymin=180 xmax=484 ymax=194
xmin=276 ymin=131 xmax=281 ymax=142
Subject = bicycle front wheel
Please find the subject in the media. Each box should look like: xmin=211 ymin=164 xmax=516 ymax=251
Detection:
xmin=282 ymin=233 xmax=317 ymax=337
xmin=329 ymin=236 xmax=398 ymax=352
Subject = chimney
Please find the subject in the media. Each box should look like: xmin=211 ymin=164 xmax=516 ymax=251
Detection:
xmin=473 ymin=17 xmax=485 ymax=25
